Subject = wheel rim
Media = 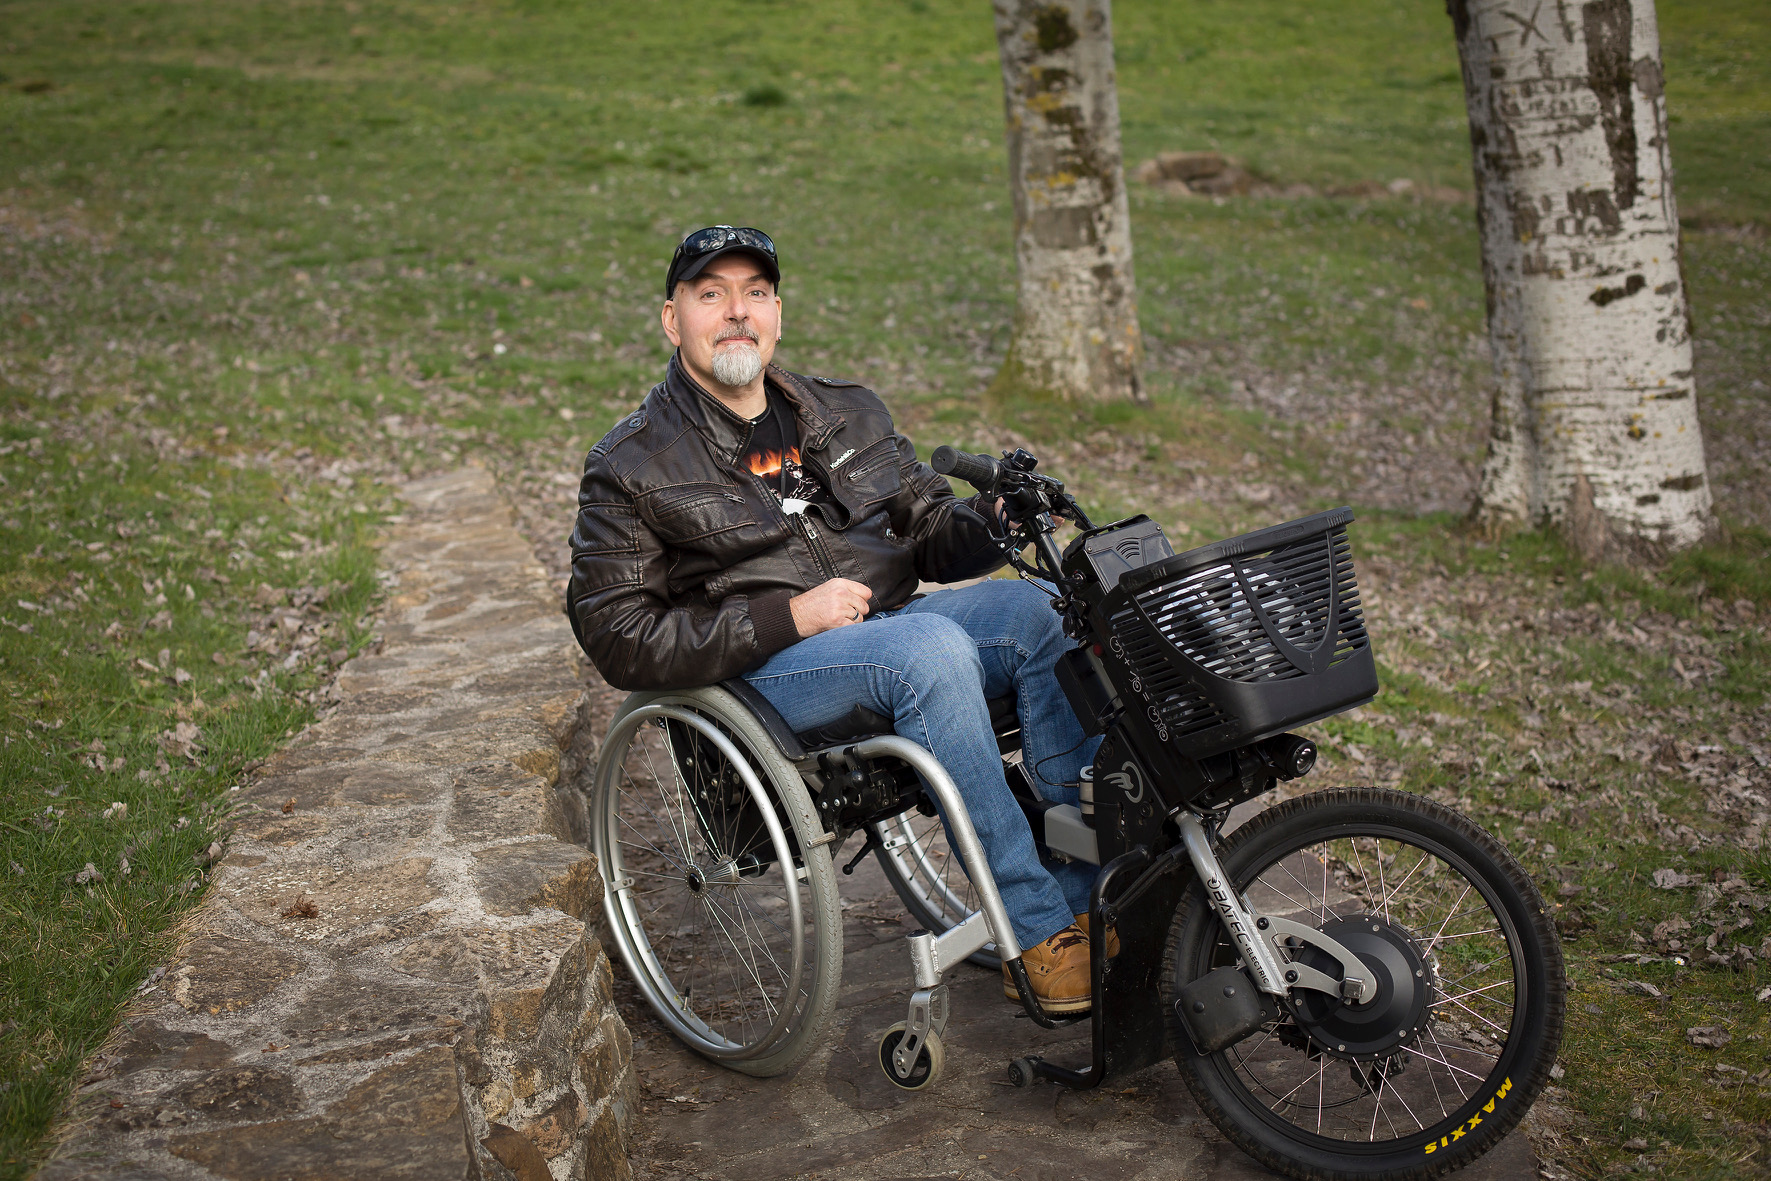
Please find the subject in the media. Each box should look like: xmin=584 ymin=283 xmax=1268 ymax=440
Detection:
xmin=593 ymin=703 xmax=807 ymax=1060
xmin=873 ymin=809 xmax=998 ymax=961
xmin=1196 ymin=823 xmax=1527 ymax=1149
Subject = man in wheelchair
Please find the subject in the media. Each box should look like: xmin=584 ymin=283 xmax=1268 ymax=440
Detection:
xmin=566 ymin=226 xmax=1102 ymax=1013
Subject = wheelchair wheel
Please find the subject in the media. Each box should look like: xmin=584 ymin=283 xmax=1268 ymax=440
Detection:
xmin=877 ymin=1021 xmax=944 ymax=1090
xmin=589 ymin=686 xmax=843 ymax=1077
xmin=1163 ymin=788 xmax=1563 ymax=1181
xmin=871 ymin=807 xmax=999 ymax=969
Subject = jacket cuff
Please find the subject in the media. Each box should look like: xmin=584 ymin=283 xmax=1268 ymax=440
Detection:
xmin=748 ymin=589 xmax=801 ymax=661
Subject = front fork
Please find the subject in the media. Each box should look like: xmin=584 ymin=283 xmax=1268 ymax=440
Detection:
xmin=1175 ymin=812 xmax=1371 ymax=1005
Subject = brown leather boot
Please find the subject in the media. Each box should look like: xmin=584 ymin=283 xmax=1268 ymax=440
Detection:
xmin=1074 ymin=913 xmax=1121 ymax=958
xmin=1001 ymin=924 xmax=1092 ymax=1013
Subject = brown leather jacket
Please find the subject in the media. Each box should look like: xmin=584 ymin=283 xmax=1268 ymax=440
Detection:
xmin=566 ymin=356 xmax=1007 ymax=690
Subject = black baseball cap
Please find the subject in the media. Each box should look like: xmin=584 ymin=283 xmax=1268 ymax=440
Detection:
xmin=664 ymin=226 xmax=780 ymax=298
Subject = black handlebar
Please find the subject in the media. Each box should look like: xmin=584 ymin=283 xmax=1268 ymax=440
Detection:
xmin=930 ymin=445 xmax=1003 ymax=492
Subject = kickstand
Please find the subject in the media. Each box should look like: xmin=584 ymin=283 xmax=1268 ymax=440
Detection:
xmin=841 ymin=829 xmax=882 ymax=876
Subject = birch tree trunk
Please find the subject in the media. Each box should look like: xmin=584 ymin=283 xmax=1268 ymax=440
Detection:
xmin=992 ymin=0 xmax=1144 ymax=403
xmin=1452 ymin=0 xmax=1713 ymax=562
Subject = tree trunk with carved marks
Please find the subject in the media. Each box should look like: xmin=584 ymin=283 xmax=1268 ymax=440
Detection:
xmin=993 ymin=0 xmax=1143 ymax=403
xmin=1451 ymin=0 xmax=1712 ymax=561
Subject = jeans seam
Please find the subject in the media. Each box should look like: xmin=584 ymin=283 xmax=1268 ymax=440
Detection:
xmin=747 ymin=661 xmax=909 ymax=684
xmin=892 ymin=672 xmax=932 ymax=753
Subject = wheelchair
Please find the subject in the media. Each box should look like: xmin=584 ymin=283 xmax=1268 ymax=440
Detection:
xmin=586 ymin=447 xmax=1565 ymax=1180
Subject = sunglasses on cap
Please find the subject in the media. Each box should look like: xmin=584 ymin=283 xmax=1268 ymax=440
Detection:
xmin=665 ymin=226 xmax=780 ymax=297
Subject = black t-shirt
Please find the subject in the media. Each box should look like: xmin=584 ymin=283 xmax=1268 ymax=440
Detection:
xmin=742 ymin=388 xmax=828 ymax=513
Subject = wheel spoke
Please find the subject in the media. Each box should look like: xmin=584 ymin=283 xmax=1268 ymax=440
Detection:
xmin=1437 ymin=978 xmax=1516 ymax=1007
xmin=1441 ymin=990 xmax=1511 ymax=1035
xmin=1375 ymin=846 xmax=1431 ymax=916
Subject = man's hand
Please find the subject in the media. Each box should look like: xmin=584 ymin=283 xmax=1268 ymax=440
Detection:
xmin=790 ymin=578 xmax=873 ymax=638
xmin=993 ymin=496 xmax=1064 ymax=530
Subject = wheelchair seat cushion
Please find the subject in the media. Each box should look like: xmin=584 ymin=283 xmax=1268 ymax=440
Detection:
xmin=792 ymin=703 xmax=896 ymax=749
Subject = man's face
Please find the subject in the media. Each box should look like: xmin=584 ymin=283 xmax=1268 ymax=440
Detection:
xmin=661 ymin=254 xmax=781 ymax=392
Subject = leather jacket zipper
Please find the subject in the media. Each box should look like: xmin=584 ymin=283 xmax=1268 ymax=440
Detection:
xmin=844 ymin=453 xmax=897 ymax=483
xmin=795 ymin=512 xmax=838 ymax=581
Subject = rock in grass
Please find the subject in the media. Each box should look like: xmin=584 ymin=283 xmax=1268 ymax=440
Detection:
xmin=1652 ymin=868 xmax=1695 ymax=889
xmin=1686 ymin=1025 xmax=1731 ymax=1049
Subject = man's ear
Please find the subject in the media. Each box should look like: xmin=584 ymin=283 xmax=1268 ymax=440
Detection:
xmin=660 ymin=299 xmax=682 ymax=348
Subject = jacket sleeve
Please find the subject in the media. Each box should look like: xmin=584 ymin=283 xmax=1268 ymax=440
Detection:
xmin=566 ymin=450 xmax=800 ymax=691
xmin=886 ymin=435 xmax=1011 ymax=584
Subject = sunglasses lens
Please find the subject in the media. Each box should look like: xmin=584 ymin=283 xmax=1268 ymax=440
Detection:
xmin=685 ymin=229 xmax=726 ymax=255
xmin=732 ymin=228 xmax=776 ymax=257
xmin=680 ymin=226 xmax=775 ymax=261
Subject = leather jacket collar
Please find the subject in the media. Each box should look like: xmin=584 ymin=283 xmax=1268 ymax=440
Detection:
xmin=664 ymin=352 xmax=843 ymax=469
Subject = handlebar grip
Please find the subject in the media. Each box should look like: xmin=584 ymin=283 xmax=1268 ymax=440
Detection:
xmin=931 ymin=445 xmax=1002 ymax=492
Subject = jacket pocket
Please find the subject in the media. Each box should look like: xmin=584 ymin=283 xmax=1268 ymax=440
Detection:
xmin=835 ymin=439 xmax=902 ymax=506
xmin=643 ymin=483 xmax=752 ymax=543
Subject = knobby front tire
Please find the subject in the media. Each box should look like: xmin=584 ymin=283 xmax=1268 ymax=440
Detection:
xmin=1163 ymin=788 xmax=1564 ymax=1181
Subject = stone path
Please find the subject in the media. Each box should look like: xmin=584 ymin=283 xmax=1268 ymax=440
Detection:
xmin=39 ymin=468 xmax=634 ymax=1181
xmin=617 ymin=820 xmax=1539 ymax=1181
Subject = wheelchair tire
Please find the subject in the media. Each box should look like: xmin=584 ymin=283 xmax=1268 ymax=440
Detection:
xmin=589 ymin=687 xmax=843 ymax=1078
xmin=871 ymin=809 xmax=1000 ymax=969
xmin=1163 ymin=788 xmax=1563 ymax=1181
xmin=877 ymin=1022 xmax=944 ymax=1090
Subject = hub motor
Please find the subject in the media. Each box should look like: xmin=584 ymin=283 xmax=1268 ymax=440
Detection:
xmin=1288 ymin=916 xmax=1432 ymax=1060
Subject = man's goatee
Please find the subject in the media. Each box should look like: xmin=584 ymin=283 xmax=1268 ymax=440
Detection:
xmin=711 ymin=342 xmax=764 ymax=387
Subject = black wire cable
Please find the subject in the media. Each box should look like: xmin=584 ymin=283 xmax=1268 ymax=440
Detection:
xmin=1031 ymin=731 xmax=1092 ymax=790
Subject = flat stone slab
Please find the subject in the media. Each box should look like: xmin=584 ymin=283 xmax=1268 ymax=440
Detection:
xmin=39 ymin=468 xmax=635 ymax=1181
xmin=620 ymin=846 xmax=1537 ymax=1180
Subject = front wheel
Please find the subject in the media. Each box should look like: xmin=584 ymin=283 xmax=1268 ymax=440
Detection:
xmin=1164 ymin=788 xmax=1563 ymax=1180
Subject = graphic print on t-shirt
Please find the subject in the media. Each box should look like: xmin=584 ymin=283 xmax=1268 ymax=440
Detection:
xmin=744 ymin=445 xmax=822 ymax=505
xmin=742 ymin=390 xmax=827 ymax=514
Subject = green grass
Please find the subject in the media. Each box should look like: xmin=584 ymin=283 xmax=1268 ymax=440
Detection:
xmin=0 ymin=0 xmax=1766 ymax=1175
xmin=0 ymin=432 xmax=388 ymax=1173
xmin=1306 ymin=517 xmax=1771 ymax=1177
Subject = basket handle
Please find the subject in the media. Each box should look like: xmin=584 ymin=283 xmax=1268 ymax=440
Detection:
xmin=1227 ymin=532 xmax=1341 ymax=677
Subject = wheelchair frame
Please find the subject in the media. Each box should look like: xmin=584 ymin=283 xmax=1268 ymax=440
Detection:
xmin=598 ymin=677 xmax=1371 ymax=1093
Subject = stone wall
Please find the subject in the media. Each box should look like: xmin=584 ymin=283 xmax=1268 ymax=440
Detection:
xmin=38 ymin=468 xmax=634 ymax=1181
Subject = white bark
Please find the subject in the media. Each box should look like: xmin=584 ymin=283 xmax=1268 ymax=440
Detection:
xmin=1452 ymin=0 xmax=1713 ymax=560
xmin=993 ymin=0 xmax=1143 ymax=403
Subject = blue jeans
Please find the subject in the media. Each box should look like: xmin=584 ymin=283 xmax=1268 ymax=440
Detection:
xmin=743 ymin=578 xmax=1101 ymax=950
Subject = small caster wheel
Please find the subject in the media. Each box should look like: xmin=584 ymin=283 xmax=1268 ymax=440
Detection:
xmin=878 ymin=1021 xmax=944 ymax=1091
xmin=1007 ymin=1057 xmax=1039 ymax=1088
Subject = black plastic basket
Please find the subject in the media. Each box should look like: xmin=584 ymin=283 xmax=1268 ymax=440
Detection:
xmin=1100 ymin=507 xmax=1376 ymax=760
